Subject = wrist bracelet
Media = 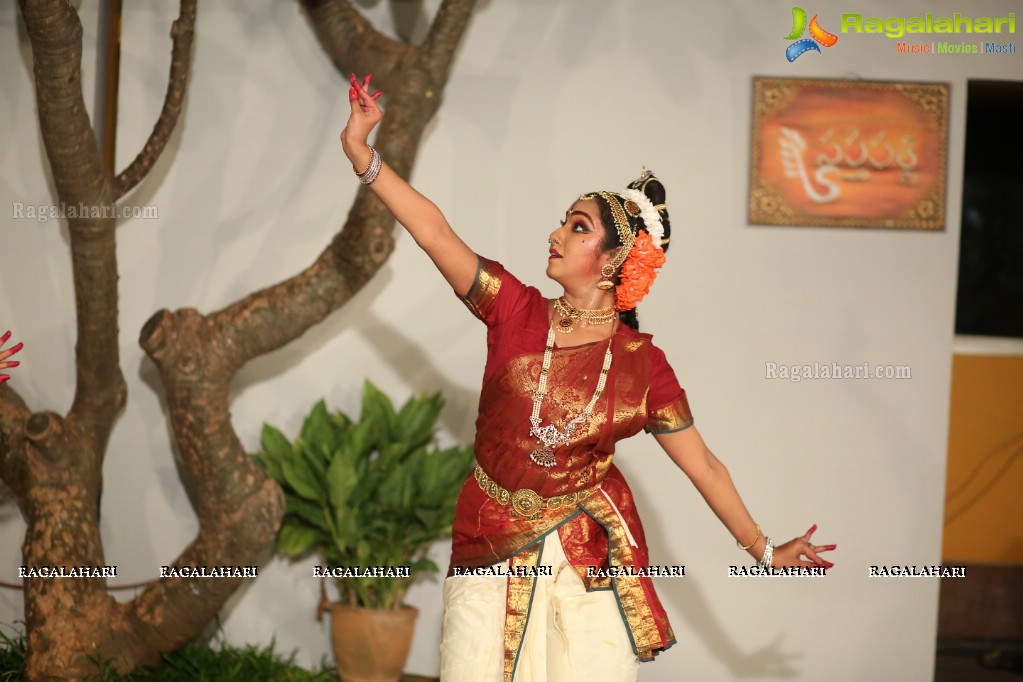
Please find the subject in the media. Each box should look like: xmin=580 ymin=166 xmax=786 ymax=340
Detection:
xmin=355 ymin=147 xmax=382 ymax=185
xmin=758 ymin=537 xmax=774 ymax=569
xmin=354 ymin=146 xmax=375 ymax=175
xmin=737 ymin=524 xmax=761 ymax=551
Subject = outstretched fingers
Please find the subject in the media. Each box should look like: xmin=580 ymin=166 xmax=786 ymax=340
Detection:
xmin=349 ymin=73 xmax=383 ymax=109
xmin=0 ymin=333 xmax=23 ymax=363
xmin=802 ymin=524 xmax=836 ymax=568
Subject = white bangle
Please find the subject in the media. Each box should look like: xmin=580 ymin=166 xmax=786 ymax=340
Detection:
xmin=758 ymin=537 xmax=774 ymax=569
xmin=355 ymin=147 xmax=382 ymax=185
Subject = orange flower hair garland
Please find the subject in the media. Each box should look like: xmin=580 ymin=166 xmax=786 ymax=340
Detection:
xmin=615 ymin=230 xmax=665 ymax=312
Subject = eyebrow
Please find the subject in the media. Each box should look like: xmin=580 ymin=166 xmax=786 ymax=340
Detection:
xmin=567 ymin=210 xmax=594 ymax=223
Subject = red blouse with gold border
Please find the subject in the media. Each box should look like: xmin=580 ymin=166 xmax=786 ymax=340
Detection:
xmin=449 ymin=257 xmax=693 ymax=675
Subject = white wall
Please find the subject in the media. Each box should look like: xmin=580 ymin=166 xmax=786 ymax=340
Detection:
xmin=2 ymin=1 xmax=1018 ymax=679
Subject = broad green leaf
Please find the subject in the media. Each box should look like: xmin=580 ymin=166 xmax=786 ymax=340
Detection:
xmin=342 ymin=420 xmax=376 ymax=464
xmin=276 ymin=523 xmax=320 ymax=557
xmin=360 ymin=380 xmax=398 ymax=441
xmin=378 ymin=441 xmax=410 ymax=471
xmin=285 ymin=495 xmax=331 ymax=533
xmin=300 ymin=400 xmax=337 ymax=462
xmin=251 ymin=452 xmax=284 ymax=483
xmin=410 ymin=557 xmax=439 ymax=575
xmin=294 ymin=439 xmax=328 ymax=494
xmin=326 ymin=454 xmax=358 ymax=537
xmin=377 ymin=464 xmax=406 ymax=508
xmin=261 ymin=424 xmax=293 ymax=464
xmin=279 ymin=454 xmax=323 ymax=504
xmin=397 ymin=393 xmax=444 ymax=446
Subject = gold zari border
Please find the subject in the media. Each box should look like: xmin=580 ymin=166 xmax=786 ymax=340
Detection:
xmin=461 ymin=257 xmax=502 ymax=321
xmin=503 ymin=543 xmax=541 ymax=682
xmin=646 ymin=394 xmax=693 ymax=434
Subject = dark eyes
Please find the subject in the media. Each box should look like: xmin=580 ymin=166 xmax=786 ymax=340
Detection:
xmin=559 ymin=218 xmax=589 ymax=232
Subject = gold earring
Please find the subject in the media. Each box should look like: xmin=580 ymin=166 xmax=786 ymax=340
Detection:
xmin=596 ymin=263 xmax=615 ymax=291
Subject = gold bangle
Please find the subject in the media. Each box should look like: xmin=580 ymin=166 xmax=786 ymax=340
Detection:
xmin=737 ymin=524 xmax=761 ymax=551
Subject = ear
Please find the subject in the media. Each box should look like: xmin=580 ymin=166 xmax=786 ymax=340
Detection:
xmin=602 ymin=246 xmax=626 ymax=269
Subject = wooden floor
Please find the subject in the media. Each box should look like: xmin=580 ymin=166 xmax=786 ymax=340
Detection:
xmin=936 ymin=641 xmax=1023 ymax=681
xmin=934 ymin=564 xmax=1023 ymax=680
xmin=395 ymin=567 xmax=1023 ymax=682
xmin=392 ymin=646 xmax=1023 ymax=682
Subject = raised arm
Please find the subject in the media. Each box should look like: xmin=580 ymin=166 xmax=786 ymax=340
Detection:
xmin=340 ymin=74 xmax=478 ymax=297
xmin=654 ymin=425 xmax=835 ymax=569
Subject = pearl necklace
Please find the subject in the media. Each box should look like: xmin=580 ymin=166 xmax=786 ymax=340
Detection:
xmin=528 ymin=322 xmax=614 ymax=468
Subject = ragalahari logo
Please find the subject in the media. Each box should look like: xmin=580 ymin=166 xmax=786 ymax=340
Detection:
xmin=784 ymin=7 xmax=839 ymax=61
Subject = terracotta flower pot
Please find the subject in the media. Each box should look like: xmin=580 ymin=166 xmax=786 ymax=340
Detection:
xmin=331 ymin=603 xmax=419 ymax=682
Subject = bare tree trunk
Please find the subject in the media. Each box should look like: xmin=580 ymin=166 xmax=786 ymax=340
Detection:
xmin=1 ymin=0 xmax=476 ymax=677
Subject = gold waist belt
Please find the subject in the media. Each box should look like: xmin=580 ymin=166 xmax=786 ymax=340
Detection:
xmin=474 ymin=465 xmax=600 ymax=518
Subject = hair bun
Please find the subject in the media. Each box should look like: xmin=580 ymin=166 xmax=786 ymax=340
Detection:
xmin=627 ymin=170 xmax=671 ymax=254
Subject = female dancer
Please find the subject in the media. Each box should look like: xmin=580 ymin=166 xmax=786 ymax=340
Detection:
xmin=0 ymin=330 xmax=23 ymax=384
xmin=341 ymin=74 xmax=835 ymax=682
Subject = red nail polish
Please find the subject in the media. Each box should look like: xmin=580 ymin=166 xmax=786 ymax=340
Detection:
xmin=365 ymin=73 xmax=373 ymax=86
xmin=371 ymin=91 xmax=383 ymax=100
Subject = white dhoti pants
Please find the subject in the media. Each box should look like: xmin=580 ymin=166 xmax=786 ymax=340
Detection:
xmin=440 ymin=531 xmax=640 ymax=682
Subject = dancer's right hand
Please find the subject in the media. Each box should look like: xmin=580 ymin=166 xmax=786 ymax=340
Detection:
xmin=0 ymin=330 xmax=23 ymax=384
xmin=340 ymin=73 xmax=384 ymax=170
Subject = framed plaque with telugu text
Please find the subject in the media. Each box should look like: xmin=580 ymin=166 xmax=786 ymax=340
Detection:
xmin=749 ymin=76 xmax=949 ymax=229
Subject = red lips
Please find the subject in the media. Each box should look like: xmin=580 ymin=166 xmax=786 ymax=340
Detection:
xmin=549 ymin=248 xmax=562 ymax=259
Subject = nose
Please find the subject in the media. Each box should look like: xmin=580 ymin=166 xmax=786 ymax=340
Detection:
xmin=549 ymin=225 xmax=563 ymax=246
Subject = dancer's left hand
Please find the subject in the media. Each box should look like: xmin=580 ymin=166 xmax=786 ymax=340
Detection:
xmin=771 ymin=524 xmax=836 ymax=568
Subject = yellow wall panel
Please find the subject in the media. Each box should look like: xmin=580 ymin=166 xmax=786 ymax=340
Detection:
xmin=943 ymin=354 xmax=1023 ymax=563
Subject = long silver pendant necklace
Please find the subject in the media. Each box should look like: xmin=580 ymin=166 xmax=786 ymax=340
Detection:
xmin=528 ymin=322 xmax=613 ymax=468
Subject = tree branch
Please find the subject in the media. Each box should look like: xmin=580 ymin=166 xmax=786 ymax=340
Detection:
xmin=423 ymin=0 xmax=476 ymax=77
xmin=122 ymin=482 xmax=281 ymax=665
xmin=299 ymin=0 xmax=412 ymax=88
xmin=127 ymin=310 xmax=284 ymax=667
xmin=114 ymin=0 xmax=197 ymax=200
xmin=65 ymin=217 xmax=127 ymax=460
xmin=193 ymin=0 xmax=477 ymax=370
xmin=19 ymin=0 xmax=112 ymax=204
xmin=20 ymin=0 xmax=125 ymax=460
xmin=0 ymin=386 xmax=32 ymax=515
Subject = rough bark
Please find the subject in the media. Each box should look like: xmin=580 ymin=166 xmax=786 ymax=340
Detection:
xmin=3 ymin=0 xmax=476 ymax=677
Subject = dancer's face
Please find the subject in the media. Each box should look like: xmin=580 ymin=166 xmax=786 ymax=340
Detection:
xmin=546 ymin=198 xmax=613 ymax=288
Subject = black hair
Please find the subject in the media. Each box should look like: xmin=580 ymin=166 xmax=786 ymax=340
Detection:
xmin=591 ymin=173 xmax=671 ymax=330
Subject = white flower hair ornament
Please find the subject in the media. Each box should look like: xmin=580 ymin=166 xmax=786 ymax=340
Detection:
xmin=622 ymin=188 xmax=665 ymax=249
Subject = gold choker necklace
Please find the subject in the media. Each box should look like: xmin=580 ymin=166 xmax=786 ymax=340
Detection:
xmin=553 ymin=297 xmax=616 ymax=334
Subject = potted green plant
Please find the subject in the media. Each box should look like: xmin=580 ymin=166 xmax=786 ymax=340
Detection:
xmin=254 ymin=380 xmax=475 ymax=682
